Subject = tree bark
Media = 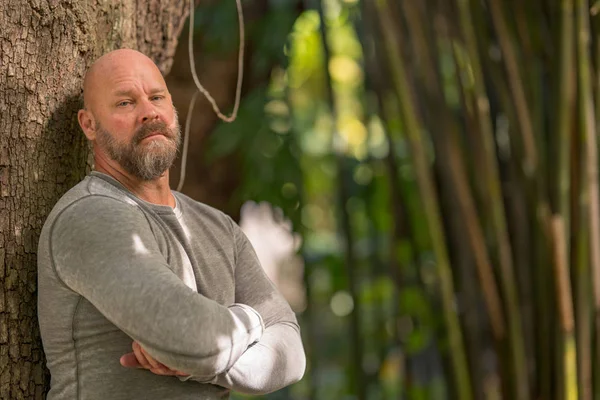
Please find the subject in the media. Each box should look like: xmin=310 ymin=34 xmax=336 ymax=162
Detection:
xmin=0 ymin=1 xmax=190 ymax=398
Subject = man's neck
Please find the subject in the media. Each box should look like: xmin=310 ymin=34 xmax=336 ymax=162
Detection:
xmin=94 ymin=155 xmax=175 ymax=208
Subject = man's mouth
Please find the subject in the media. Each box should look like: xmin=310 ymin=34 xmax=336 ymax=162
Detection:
xmin=140 ymin=132 xmax=167 ymax=142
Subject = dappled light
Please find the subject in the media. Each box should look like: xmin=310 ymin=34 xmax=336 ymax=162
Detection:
xmin=132 ymin=233 xmax=150 ymax=255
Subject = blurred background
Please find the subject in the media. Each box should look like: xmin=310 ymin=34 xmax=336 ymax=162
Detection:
xmin=164 ymin=1 xmax=600 ymax=399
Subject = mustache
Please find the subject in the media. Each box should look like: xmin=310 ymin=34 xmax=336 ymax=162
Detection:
xmin=133 ymin=121 xmax=175 ymax=144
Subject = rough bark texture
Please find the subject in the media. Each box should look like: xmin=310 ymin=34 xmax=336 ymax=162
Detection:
xmin=0 ymin=1 xmax=190 ymax=398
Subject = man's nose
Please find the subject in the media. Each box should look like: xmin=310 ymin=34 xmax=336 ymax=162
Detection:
xmin=140 ymin=101 xmax=159 ymax=123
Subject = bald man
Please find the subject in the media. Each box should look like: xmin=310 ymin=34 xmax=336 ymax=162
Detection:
xmin=37 ymin=49 xmax=306 ymax=400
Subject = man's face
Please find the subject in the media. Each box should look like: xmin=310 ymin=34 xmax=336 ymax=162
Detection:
xmin=82 ymin=51 xmax=182 ymax=180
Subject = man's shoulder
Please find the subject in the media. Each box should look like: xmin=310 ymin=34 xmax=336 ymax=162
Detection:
xmin=37 ymin=174 xmax=148 ymax=273
xmin=42 ymin=174 xmax=142 ymax=231
xmin=61 ymin=173 xmax=136 ymax=205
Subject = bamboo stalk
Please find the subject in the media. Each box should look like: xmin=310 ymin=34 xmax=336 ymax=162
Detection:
xmin=487 ymin=0 xmax=537 ymax=177
xmin=594 ymin=24 xmax=600 ymax=400
xmin=551 ymin=216 xmax=579 ymax=400
xmin=456 ymin=1 xmax=530 ymax=398
xmin=374 ymin=1 xmax=472 ymax=398
xmin=576 ymin=207 xmax=592 ymax=400
xmin=586 ymin=0 xmax=600 ymax=352
xmin=557 ymin=0 xmax=575 ymax=291
xmin=551 ymin=2 xmax=579 ymax=400
xmin=576 ymin=1 xmax=598 ymax=398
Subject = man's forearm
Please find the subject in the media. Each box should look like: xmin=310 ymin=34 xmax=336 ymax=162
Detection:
xmin=209 ymin=322 xmax=306 ymax=395
xmin=142 ymin=303 xmax=264 ymax=379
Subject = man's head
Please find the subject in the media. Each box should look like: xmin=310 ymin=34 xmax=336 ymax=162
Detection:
xmin=78 ymin=49 xmax=181 ymax=181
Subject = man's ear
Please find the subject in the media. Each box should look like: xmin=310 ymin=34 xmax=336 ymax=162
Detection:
xmin=78 ymin=109 xmax=96 ymax=141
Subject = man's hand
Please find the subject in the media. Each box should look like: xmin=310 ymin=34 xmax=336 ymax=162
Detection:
xmin=120 ymin=341 xmax=189 ymax=377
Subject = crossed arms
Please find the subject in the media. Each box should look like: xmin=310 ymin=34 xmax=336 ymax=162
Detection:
xmin=51 ymin=196 xmax=306 ymax=394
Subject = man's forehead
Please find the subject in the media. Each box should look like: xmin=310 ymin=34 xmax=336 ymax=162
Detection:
xmin=83 ymin=49 xmax=166 ymax=106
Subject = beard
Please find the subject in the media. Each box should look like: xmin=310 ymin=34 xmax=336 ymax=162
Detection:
xmin=95 ymin=115 xmax=182 ymax=181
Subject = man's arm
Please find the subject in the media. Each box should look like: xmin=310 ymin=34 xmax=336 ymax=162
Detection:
xmin=50 ymin=196 xmax=263 ymax=380
xmin=188 ymin=219 xmax=306 ymax=394
xmin=210 ymin=322 xmax=305 ymax=394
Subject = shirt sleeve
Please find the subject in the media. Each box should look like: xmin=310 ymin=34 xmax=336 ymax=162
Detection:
xmin=50 ymin=195 xmax=263 ymax=379
xmin=209 ymin=219 xmax=306 ymax=394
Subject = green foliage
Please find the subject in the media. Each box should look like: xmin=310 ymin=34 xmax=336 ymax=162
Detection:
xmin=201 ymin=0 xmax=600 ymax=399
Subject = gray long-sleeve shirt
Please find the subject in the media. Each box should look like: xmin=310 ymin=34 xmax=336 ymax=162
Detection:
xmin=37 ymin=171 xmax=306 ymax=400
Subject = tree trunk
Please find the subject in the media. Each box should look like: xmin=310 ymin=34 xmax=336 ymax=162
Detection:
xmin=0 ymin=1 xmax=190 ymax=398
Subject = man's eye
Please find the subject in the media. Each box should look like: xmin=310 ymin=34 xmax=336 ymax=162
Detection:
xmin=117 ymin=101 xmax=132 ymax=107
xmin=151 ymin=96 xmax=164 ymax=101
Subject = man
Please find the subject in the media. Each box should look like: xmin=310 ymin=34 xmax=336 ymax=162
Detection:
xmin=37 ymin=48 xmax=306 ymax=400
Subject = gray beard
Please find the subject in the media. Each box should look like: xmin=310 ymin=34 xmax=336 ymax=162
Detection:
xmin=95 ymin=117 xmax=182 ymax=181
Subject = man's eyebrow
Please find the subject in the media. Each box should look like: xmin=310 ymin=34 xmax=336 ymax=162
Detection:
xmin=113 ymin=89 xmax=135 ymax=97
xmin=112 ymin=88 xmax=166 ymax=97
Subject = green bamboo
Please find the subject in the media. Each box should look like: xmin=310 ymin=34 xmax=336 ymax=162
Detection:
xmin=456 ymin=1 xmax=530 ymax=398
xmin=551 ymin=2 xmax=579 ymax=400
xmin=576 ymin=1 xmax=599 ymax=399
xmin=557 ymin=0 xmax=575 ymax=296
xmin=487 ymin=0 xmax=537 ymax=177
xmin=575 ymin=205 xmax=592 ymax=400
xmin=595 ymin=25 xmax=600 ymax=400
xmin=586 ymin=0 xmax=600 ymax=361
xmin=552 ymin=215 xmax=578 ymax=400
xmin=374 ymin=1 xmax=472 ymax=398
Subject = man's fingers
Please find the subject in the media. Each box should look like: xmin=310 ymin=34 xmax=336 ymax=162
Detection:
xmin=133 ymin=342 xmax=171 ymax=372
xmin=132 ymin=341 xmax=151 ymax=369
xmin=149 ymin=367 xmax=189 ymax=377
xmin=124 ymin=342 xmax=189 ymax=377
xmin=120 ymin=352 xmax=141 ymax=368
xmin=139 ymin=345 xmax=161 ymax=370
xmin=121 ymin=352 xmax=178 ymax=375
